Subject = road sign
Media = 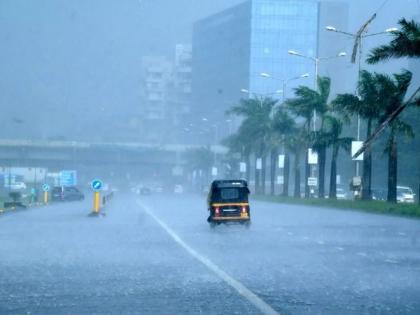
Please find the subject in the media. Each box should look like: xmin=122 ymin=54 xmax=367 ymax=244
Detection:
xmin=256 ymin=158 xmax=262 ymax=170
xmin=60 ymin=170 xmax=77 ymax=187
xmin=278 ymin=155 xmax=285 ymax=168
xmin=351 ymin=141 xmax=364 ymax=161
xmin=308 ymin=177 xmax=318 ymax=187
xmin=42 ymin=183 xmax=50 ymax=192
xmin=308 ymin=149 xmax=318 ymax=165
xmin=91 ymin=179 xmax=103 ymax=191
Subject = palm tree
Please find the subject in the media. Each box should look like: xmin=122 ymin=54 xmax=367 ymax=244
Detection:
xmin=320 ymin=116 xmax=352 ymax=199
xmin=272 ymin=108 xmax=297 ymax=197
xmin=285 ymin=126 xmax=308 ymax=198
xmin=333 ymin=71 xmax=383 ymax=200
xmin=185 ymin=146 xmax=215 ymax=187
xmin=227 ymin=97 xmax=277 ymax=194
xmin=375 ymin=70 xmax=415 ymax=203
xmin=285 ymin=76 xmax=331 ymax=198
xmin=222 ymin=131 xmax=252 ymax=182
xmin=367 ymin=19 xmax=420 ymax=64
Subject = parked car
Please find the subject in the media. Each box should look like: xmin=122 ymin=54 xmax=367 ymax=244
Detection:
xmin=140 ymin=187 xmax=152 ymax=195
xmin=52 ymin=186 xmax=84 ymax=201
xmin=397 ymin=186 xmax=415 ymax=204
xmin=336 ymin=187 xmax=348 ymax=200
xmin=174 ymin=184 xmax=184 ymax=194
xmin=9 ymin=182 xmax=27 ymax=191
xmin=372 ymin=188 xmax=387 ymax=201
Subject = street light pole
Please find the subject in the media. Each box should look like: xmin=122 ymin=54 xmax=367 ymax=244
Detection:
xmin=326 ymin=25 xmax=397 ymax=178
xmin=288 ymin=50 xmax=347 ymax=132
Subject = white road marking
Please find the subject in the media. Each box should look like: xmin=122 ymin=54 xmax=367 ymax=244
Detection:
xmin=137 ymin=201 xmax=281 ymax=315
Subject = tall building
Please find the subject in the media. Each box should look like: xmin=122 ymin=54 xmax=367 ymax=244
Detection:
xmin=192 ymin=0 xmax=349 ymax=141
xmin=139 ymin=56 xmax=173 ymax=143
xmin=138 ymin=45 xmax=193 ymax=144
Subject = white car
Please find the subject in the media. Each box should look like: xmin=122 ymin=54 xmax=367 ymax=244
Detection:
xmin=174 ymin=185 xmax=183 ymax=194
xmin=397 ymin=186 xmax=415 ymax=204
xmin=7 ymin=182 xmax=27 ymax=190
xmin=336 ymin=188 xmax=348 ymax=200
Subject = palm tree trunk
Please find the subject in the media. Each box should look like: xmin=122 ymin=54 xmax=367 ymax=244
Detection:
xmin=329 ymin=145 xmax=339 ymax=199
xmin=255 ymin=155 xmax=260 ymax=195
xmin=318 ymin=145 xmax=326 ymax=199
xmin=304 ymin=147 xmax=310 ymax=198
xmin=294 ymin=152 xmax=301 ymax=198
xmin=362 ymin=119 xmax=373 ymax=200
xmin=270 ymin=148 xmax=277 ymax=196
xmin=387 ymin=131 xmax=398 ymax=203
xmin=283 ymin=153 xmax=290 ymax=197
xmin=261 ymin=154 xmax=267 ymax=195
xmin=245 ymin=153 xmax=251 ymax=183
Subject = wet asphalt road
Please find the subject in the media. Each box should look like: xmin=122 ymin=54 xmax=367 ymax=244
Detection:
xmin=1 ymin=193 xmax=420 ymax=315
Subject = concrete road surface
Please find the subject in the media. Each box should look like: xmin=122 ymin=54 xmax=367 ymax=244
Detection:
xmin=1 ymin=193 xmax=420 ymax=314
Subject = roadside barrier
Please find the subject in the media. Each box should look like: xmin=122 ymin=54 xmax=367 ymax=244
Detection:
xmin=89 ymin=190 xmax=114 ymax=217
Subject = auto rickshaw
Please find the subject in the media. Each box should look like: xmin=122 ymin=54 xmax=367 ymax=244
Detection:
xmin=207 ymin=180 xmax=251 ymax=227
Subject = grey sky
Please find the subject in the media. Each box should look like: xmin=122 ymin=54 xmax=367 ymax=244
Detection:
xmin=0 ymin=0 xmax=418 ymax=141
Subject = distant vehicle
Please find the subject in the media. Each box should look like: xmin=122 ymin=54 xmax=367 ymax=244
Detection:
xmin=154 ymin=185 xmax=163 ymax=193
xmin=336 ymin=187 xmax=348 ymax=200
xmin=397 ymin=186 xmax=415 ymax=204
xmin=140 ymin=187 xmax=152 ymax=195
xmin=372 ymin=188 xmax=387 ymax=201
xmin=207 ymin=180 xmax=251 ymax=227
xmin=7 ymin=182 xmax=27 ymax=191
xmin=174 ymin=184 xmax=183 ymax=194
xmin=52 ymin=186 xmax=84 ymax=201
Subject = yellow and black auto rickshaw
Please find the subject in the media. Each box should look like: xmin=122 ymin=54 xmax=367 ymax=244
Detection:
xmin=207 ymin=180 xmax=251 ymax=227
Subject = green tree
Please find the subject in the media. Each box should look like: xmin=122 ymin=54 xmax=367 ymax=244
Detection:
xmin=286 ymin=77 xmax=331 ymax=198
xmin=185 ymin=146 xmax=215 ymax=184
xmin=272 ymin=108 xmax=297 ymax=197
xmin=228 ymin=97 xmax=277 ymax=194
xmin=320 ymin=116 xmax=352 ymax=199
xmin=333 ymin=71 xmax=383 ymax=200
xmin=375 ymin=70 xmax=415 ymax=202
xmin=367 ymin=19 xmax=420 ymax=64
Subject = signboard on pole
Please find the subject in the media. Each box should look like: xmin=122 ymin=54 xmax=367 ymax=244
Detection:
xmin=256 ymin=158 xmax=262 ymax=170
xmin=239 ymin=162 xmax=247 ymax=173
xmin=60 ymin=170 xmax=77 ymax=187
xmin=308 ymin=149 xmax=318 ymax=165
xmin=91 ymin=179 xmax=103 ymax=191
xmin=351 ymin=141 xmax=364 ymax=161
xmin=307 ymin=177 xmax=318 ymax=187
xmin=42 ymin=183 xmax=50 ymax=192
xmin=278 ymin=155 xmax=285 ymax=169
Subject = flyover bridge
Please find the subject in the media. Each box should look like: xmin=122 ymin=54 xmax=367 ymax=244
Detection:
xmin=0 ymin=139 xmax=227 ymax=182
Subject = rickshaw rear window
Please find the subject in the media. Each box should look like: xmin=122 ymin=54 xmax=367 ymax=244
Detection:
xmin=221 ymin=188 xmax=240 ymax=200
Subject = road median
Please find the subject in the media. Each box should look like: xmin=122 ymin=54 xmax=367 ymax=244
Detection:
xmin=253 ymin=195 xmax=420 ymax=219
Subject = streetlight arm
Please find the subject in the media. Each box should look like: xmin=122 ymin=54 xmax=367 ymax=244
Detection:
xmin=326 ymin=28 xmax=355 ymax=37
xmin=362 ymin=31 xmax=389 ymax=38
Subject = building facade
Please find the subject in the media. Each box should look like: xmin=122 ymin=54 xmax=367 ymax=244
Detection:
xmin=192 ymin=0 xmax=349 ymax=142
xmin=138 ymin=45 xmax=193 ymax=144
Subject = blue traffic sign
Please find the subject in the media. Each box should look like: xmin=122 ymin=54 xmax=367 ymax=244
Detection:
xmin=42 ymin=183 xmax=50 ymax=192
xmin=91 ymin=179 xmax=103 ymax=191
xmin=60 ymin=170 xmax=77 ymax=187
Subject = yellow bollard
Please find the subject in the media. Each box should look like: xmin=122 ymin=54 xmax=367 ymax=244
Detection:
xmin=44 ymin=191 xmax=48 ymax=204
xmin=93 ymin=191 xmax=100 ymax=213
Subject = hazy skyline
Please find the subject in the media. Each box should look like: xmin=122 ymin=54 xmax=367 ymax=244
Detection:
xmin=0 ymin=0 xmax=419 ymax=141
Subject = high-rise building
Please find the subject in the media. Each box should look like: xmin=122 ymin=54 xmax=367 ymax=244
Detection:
xmin=192 ymin=0 xmax=349 ymax=141
xmin=138 ymin=45 xmax=193 ymax=144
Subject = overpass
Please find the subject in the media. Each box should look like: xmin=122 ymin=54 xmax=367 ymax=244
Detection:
xmin=0 ymin=139 xmax=227 ymax=183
